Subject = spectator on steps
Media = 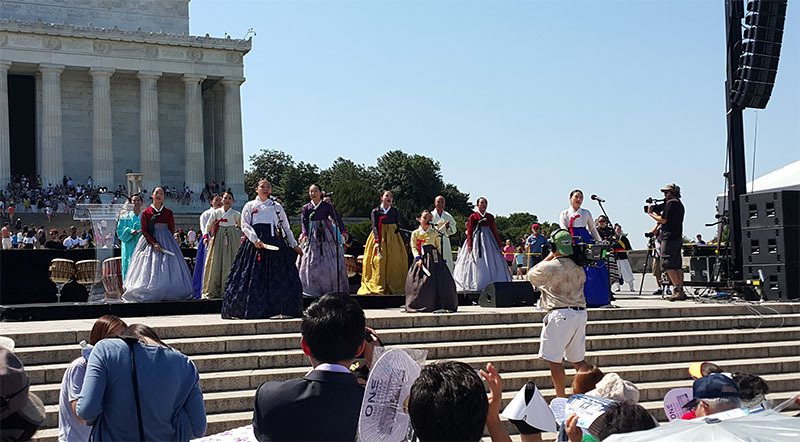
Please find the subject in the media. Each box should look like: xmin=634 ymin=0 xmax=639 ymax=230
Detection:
xmin=58 ymin=315 xmax=127 ymax=442
xmin=527 ymin=229 xmax=590 ymax=397
xmin=408 ymin=361 xmax=510 ymax=442
xmin=565 ymin=401 xmax=656 ymax=441
xmin=684 ymin=373 xmax=741 ymax=419
xmin=63 ymin=226 xmax=84 ymax=249
xmin=252 ymin=293 xmax=366 ymax=441
xmin=45 ymin=229 xmax=67 ymax=250
xmin=732 ymin=372 xmax=769 ymax=409
xmin=572 ymin=365 xmax=605 ymax=395
xmin=77 ymin=324 xmax=206 ymax=441
xmin=0 ymin=346 xmax=46 ymax=441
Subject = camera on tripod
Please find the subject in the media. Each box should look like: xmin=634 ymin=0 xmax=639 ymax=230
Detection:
xmin=643 ymin=197 xmax=665 ymax=215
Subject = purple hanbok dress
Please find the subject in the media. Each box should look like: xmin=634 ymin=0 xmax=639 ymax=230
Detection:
xmin=296 ymin=200 xmax=349 ymax=297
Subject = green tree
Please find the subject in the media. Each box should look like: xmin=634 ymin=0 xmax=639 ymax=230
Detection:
xmin=327 ymin=180 xmax=380 ymax=217
xmin=280 ymin=161 xmax=320 ymax=215
xmin=243 ymin=149 xmax=295 ymax=200
xmin=495 ymin=212 xmax=539 ymax=245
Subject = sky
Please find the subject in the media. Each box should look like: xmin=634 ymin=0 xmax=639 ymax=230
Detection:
xmin=190 ymin=0 xmax=799 ymax=248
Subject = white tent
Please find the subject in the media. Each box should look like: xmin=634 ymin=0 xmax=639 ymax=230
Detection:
xmin=716 ymin=160 xmax=800 ymax=215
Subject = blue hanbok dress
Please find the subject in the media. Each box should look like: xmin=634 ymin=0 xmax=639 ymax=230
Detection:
xmin=560 ymin=207 xmax=610 ymax=307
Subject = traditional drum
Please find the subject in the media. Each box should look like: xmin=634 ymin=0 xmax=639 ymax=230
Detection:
xmin=49 ymin=259 xmax=75 ymax=284
xmin=101 ymin=257 xmax=124 ymax=297
xmin=344 ymin=254 xmax=358 ymax=277
xmin=75 ymin=260 xmax=102 ymax=285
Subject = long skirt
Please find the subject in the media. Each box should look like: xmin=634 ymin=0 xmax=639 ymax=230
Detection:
xmin=192 ymin=235 xmax=207 ymax=299
xmin=222 ymin=224 xmax=302 ymax=319
xmin=122 ymin=224 xmax=194 ymax=302
xmin=617 ymin=258 xmax=635 ymax=289
xmin=572 ymin=227 xmax=610 ymax=307
xmin=405 ymin=245 xmax=458 ymax=312
xmin=357 ymin=223 xmax=408 ymax=295
xmin=297 ymin=220 xmax=349 ymax=297
xmin=452 ymin=226 xmax=511 ymax=292
xmin=202 ymin=225 xmax=241 ymax=299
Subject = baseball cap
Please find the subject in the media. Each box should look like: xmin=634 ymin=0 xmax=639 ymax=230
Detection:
xmin=684 ymin=373 xmax=739 ymax=409
xmin=660 ymin=183 xmax=679 ymax=192
xmin=0 ymin=348 xmax=46 ymax=425
xmin=531 ymin=223 xmax=539 ymax=229
xmin=551 ymin=229 xmax=573 ymax=256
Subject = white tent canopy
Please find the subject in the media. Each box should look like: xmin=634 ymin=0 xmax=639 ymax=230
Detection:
xmin=716 ymin=160 xmax=800 ymax=215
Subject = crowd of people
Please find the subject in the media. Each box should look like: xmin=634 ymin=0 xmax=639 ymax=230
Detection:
xmin=3 ymin=293 xmax=796 ymax=442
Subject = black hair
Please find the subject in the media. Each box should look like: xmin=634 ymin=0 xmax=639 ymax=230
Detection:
xmin=408 ymin=361 xmax=488 ymax=442
xmin=301 ymin=293 xmax=365 ymax=363
xmin=309 ymin=183 xmax=321 ymax=192
xmin=570 ymin=189 xmax=583 ymax=198
xmin=595 ymin=401 xmax=657 ymax=441
xmin=732 ymin=372 xmax=769 ymax=403
xmin=119 ymin=324 xmax=170 ymax=348
xmin=476 ymin=196 xmax=487 ymax=205
xmin=222 ymin=191 xmax=235 ymax=201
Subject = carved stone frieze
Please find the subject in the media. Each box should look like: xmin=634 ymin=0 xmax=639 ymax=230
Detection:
xmin=93 ymin=40 xmax=110 ymax=54
xmin=43 ymin=36 xmax=61 ymax=50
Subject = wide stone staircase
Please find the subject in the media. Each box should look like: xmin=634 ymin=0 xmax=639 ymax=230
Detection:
xmin=7 ymin=302 xmax=800 ymax=441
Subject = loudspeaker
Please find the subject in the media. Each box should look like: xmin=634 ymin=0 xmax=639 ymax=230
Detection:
xmin=730 ymin=0 xmax=788 ymax=109
xmin=740 ymin=190 xmax=800 ymax=228
xmin=744 ymin=226 xmax=799 ymax=265
xmin=479 ymin=282 xmax=539 ymax=308
xmin=744 ymin=263 xmax=800 ymax=300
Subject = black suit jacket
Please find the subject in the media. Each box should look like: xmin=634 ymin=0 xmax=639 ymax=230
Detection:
xmin=253 ymin=369 xmax=365 ymax=441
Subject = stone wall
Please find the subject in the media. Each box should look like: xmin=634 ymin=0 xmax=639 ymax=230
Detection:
xmin=158 ymin=75 xmax=186 ymax=188
xmin=61 ymin=69 xmax=93 ymax=183
xmin=110 ymin=72 xmax=140 ymax=186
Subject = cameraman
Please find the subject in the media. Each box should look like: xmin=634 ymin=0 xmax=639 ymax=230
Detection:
xmin=527 ymin=229 xmax=590 ymax=397
xmin=648 ymin=183 xmax=686 ymax=301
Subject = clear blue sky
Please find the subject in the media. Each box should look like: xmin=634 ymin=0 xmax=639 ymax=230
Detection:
xmin=191 ymin=0 xmax=799 ymax=248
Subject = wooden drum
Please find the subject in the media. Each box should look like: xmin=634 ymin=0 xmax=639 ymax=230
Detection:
xmin=49 ymin=259 xmax=76 ymax=284
xmin=75 ymin=260 xmax=102 ymax=285
xmin=344 ymin=254 xmax=358 ymax=277
xmin=101 ymin=257 xmax=123 ymax=297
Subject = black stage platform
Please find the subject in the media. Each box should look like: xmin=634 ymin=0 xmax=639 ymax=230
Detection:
xmin=0 ymin=293 xmax=484 ymax=322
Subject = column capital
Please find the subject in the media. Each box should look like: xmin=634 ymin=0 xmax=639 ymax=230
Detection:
xmin=39 ymin=63 xmax=65 ymax=74
xmin=136 ymin=71 xmax=163 ymax=80
xmin=89 ymin=67 xmax=115 ymax=77
xmin=220 ymin=77 xmax=246 ymax=87
xmin=0 ymin=61 xmax=11 ymax=71
xmin=182 ymin=74 xmax=207 ymax=83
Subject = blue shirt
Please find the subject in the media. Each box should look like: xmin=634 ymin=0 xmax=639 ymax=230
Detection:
xmin=525 ymin=234 xmax=547 ymax=254
xmin=76 ymin=339 xmax=206 ymax=441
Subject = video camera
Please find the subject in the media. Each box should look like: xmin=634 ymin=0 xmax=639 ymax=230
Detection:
xmin=541 ymin=237 xmax=613 ymax=268
xmin=643 ymin=197 xmax=665 ymax=215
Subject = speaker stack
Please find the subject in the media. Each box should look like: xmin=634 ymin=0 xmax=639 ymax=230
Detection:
xmin=478 ymin=282 xmax=540 ymax=308
xmin=740 ymin=190 xmax=800 ymax=300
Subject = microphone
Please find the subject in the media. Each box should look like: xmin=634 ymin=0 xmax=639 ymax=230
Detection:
xmin=591 ymin=194 xmax=605 ymax=203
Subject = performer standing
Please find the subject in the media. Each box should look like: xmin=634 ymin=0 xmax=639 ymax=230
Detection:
xmin=405 ymin=210 xmax=458 ymax=312
xmin=123 ymin=187 xmax=193 ymax=302
xmin=452 ymin=197 xmax=511 ymax=292
xmin=559 ymin=189 xmax=609 ymax=307
xmin=193 ymin=194 xmax=222 ymax=298
xmin=202 ymin=191 xmax=242 ymax=299
xmin=223 ymin=179 xmax=304 ymax=319
xmin=297 ymin=184 xmax=349 ymax=297
xmin=432 ymin=195 xmax=457 ymax=273
xmin=115 ymin=194 xmax=142 ymax=281
xmin=358 ymin=190 xmax=409 ymax=295
xmin=613 ymin=223 xmax=635 ymax=292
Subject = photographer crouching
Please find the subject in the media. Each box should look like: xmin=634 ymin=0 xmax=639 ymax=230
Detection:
xmin=527 ymin=229 xmax=590 ymax=397
xmin=647 ymin=183 xmax=686 ymax=301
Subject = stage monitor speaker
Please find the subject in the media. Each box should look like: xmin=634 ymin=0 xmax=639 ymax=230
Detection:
xmin=479 ymin=282 xmax=539 ymax=308
xmin=744 ymin=226 xmax=799 ymax=265
xmin=730 ymin=0 xmax=788 ymax=109
xmin=744 ymin=263 xmax=799 ymax=301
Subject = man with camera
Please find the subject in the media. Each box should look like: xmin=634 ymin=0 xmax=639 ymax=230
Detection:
xmin=527 ymin=229 xmax=590 ymax=397
xmin=647 ymin=183 xmax=686 ymax=301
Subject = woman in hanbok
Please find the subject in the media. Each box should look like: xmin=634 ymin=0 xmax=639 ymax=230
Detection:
xmin=123 ymin=187 xmax=194 ymax=302
xmin=116 ymin=194 xmax=142 ymax=281
xmin=452 ymin=197 xmax=511 ymax=292
xmin=297 ymin=184 xmax=349 ymax=297
xmin=193 ymin=194 xmax=222 ymax=298
xmin=358 ymin=190 xmax=409 ymax=295
xmin=405 ymin=210 xmax=458 ymax=312
xmin=559 ymin=189 xmax=610 ymax=307
xmin=222 ymin=179 xmax=304 ymax=319
xmin=202 ymin=192 xmax=241 ymax=299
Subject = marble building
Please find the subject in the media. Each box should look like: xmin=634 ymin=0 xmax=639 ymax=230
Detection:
xmin=0 ymin=0 xmax=251 ymax=198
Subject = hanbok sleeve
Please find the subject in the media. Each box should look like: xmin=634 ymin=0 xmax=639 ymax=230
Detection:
xmin=466 ymin=214 xmax=475 ymax=250
xmin=277 ymin=204 xmax=298 ymax=248
xmin=116 ymin=215 xmax=135 ymax=243
xmin=444 ymin=212 xmax=457 ymax=236
xmin=434 ymin=231 xmax=442 ymax=253
xmin=331 ymin=204 xmax=347 ymax=234
xmin=410 ymin=230 xmax=422 ymax=259
xmin=241 ymin=202 xmax=259 ymax=244
xmin=370 ymin=208 xmax=380 ymax=242
xmin=205 ymin=209 xmax=219 ymax=239
xmin=585 ymin=210 xmax=601 ymax=242
xmin=166 ymin=208 xmax=175 ymax=234
xmin=140 ymin=210 xmax=157 ymax=246
xmin=300 ymin=205 xmax=309 ymax=239
xmin=559 ymin=210 xmax=569 ymax=230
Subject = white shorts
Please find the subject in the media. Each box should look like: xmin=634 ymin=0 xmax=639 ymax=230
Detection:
xmin=1 ymin=237 xmax=12 ymax=249
xmin=538 ymin=308 xmax=587 ymax=363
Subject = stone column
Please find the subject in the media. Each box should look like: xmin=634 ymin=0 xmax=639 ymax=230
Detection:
xmin=221 ymin=77 xmax=246 ymax=199
xmin=0 ymin=62 xmax=10 ymax=186
xmin=183 ymin=74 xmax=206 ymax=194
xmin=137 ymin=71 xmax=162 ymax=192
xmin=90 ymin=67 xmax=115 ymax=188
xmin=39 ymin=63 xmax=65 ymax=187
